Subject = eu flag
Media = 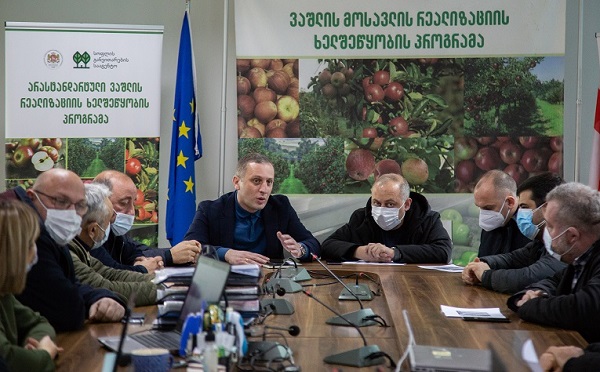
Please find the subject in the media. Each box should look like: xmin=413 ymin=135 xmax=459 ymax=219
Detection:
xmin=166 ymin=10 xmax=202 ymax=245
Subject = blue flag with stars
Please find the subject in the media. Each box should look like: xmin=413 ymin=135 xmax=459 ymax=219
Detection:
xmin=166 ymin=10 xmax=202 ymax=245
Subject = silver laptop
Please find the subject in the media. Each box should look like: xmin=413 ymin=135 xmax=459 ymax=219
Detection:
xmin=403 ymin=310 xmax=492 ymax=372
xmin=98 ymin=256 xmax=231 ymax=354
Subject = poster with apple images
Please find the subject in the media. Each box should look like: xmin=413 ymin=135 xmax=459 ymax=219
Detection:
xmin=5 ymin=137 xmax=160 ymax=248
xmin=235 ymin=0 xmax=566 ymax=264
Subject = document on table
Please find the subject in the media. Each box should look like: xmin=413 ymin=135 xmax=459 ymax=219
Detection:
xmin=340 ymin=260 xmax=405 ymax=266
xmin=440 ymin=305 xmax=506 ymax=318
xmin=418 ymin=264 xmax=464 ymax=273
xmin=521 ymin=339 xmax=543 ymax=372
xmin=152 ymin=267 xmax=195 ymax=284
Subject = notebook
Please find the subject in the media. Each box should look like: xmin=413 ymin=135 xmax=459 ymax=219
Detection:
xmin=98 ymin=256 xmax=231 ymax=354
xmin=403 ymin=310 xmax=492 ymax=372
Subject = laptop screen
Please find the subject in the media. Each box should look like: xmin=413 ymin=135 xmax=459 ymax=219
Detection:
xmin=175 ymin=256 xmax=231 ymax=331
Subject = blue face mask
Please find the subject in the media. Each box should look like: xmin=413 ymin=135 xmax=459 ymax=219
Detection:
xmin=515 ymin=204 xmax=546 ymax=240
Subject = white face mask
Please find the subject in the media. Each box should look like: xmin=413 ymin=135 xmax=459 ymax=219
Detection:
xmin=372 ymin=206 xmax=404 ymax=231
xmin=26 ymin=245 xmax=38 ymax=272
xmin=543 ymin=227 xmax=574 ymax=261
xmin=112 ymin=212 xmax=134 ymax=236
xmin=478 ymin=198 xmax=509 ymax=232
xmin=92 ymin=223 xmax=111 ymax=249
xmin=34 ymin=192 xmax=82 ymax=246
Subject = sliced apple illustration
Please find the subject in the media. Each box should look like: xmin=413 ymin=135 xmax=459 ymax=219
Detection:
xmin=32 ymin=151 xmax=55 ymax=172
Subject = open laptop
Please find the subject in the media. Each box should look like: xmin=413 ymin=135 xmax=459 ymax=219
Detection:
xmin=98 ymin=256 xmax=231 ymax=354
xmin=403 ymin=310 xmax=492 ymax=372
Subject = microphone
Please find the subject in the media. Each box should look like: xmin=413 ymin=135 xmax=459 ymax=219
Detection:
xmin=264 ymin=324 xmax=301 ymax=337
xmin=260 ymin=282 xmax=295 ymax=315
xmin=312 ymin=254 xmax=381 ymax=327
xmin=302 ymin=289 xmax=385 ymax=368
xmin=265 ymin=259 xmax=302 ymax=293
xmin=338 ymin=272 xmax=373 ymax=301
xmin=279 ymin=257 xmax=311 ymax=282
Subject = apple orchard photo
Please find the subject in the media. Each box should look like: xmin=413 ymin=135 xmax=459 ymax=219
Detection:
xmin=236 ymin=56 xmax=564 ymax=264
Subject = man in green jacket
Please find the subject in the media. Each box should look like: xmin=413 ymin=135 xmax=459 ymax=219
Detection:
xmin=68 ymin=183 xmax=157 ymax=306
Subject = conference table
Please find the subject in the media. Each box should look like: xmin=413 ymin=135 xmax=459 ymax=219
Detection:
xmin=55 ymin=263 xmax=587 ymax=371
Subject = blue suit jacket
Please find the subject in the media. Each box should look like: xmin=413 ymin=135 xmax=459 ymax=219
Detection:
xmin=184 ymin=192 xmax=319 ymax=261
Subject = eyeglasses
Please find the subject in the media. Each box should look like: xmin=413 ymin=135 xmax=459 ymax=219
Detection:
xmin=33 ymin=189 xmax=88 ymax=215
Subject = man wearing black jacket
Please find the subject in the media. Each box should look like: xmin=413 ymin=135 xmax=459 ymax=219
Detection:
xmin=92 ymin=170 xmax=201 ymax=273
xmin=0 ymin=169 xmax=125 ymax=332
xmin=321 ymin=173 xmax=451 ymax=263
xmin=462 ymin=172 xmax=567 ymax=293
xmin=474 ymin=170 xmax=531 ymax=257
xmin=507 ymin=182 xmax=600 ymax=343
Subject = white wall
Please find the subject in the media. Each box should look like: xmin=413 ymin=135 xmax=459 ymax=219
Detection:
xmin=0 ymin=0 xmax=598 ymax=248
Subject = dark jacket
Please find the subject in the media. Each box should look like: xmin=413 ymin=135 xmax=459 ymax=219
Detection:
xmin=507 ymin=239 xmax=600 ymax=343
xmin=478 ymin=217 xmax=531 ymax=257
xmin=184 ymin=192 xmax=320 ymax=261
xmin=480 ymin=239 xmax=567 ymax=294
xmin=0 ymin=187 xmax=125 ymax=332
xmin=92 ymin=230 xmax=173 ymax=270
xmin=564 ymin=343 xmax=600 ymax=372
xmin=320 ymin=192 xmax=452 ymax=263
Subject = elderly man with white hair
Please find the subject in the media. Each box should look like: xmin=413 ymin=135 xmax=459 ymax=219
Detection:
xmin=68 ymin=183 xmax=157 ymax=307
xmin=507 ymin=182 xmax=600 ymax=343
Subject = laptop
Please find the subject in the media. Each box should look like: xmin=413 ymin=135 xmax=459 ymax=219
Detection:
xmin=403 ymin=310 xmax=492 ymax=372
xmin=98 ymin=256 xmax=231 ymax=354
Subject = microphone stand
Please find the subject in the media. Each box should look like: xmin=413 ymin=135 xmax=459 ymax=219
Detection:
xmin=302 ymin=290 xmax=384 ymax=367
xmin=312 ymin=255 xmax=379 ymax=327
xmin=279 ymin=257 xmax=311 ymax=282
xmin=338 ymin=272 xmax=373 ymax=301
xmin=264 ymin=259 xmax=302 ymax=293
xmin=259 ymin=283 xmax=294 ymax=315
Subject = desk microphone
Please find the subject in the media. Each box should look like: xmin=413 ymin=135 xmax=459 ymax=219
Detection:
xmin=302 ymin=289 xmax=385 ymax=368
xmin=265 ymin=259 xmax=302 ymax=293
xmin=263 ymin=324 xmax=301 ymax=337
xmin=312 ymin=254 xmax=380 ymax=327
xmin=260 ymin=282 xmax=295 ymax=315
xmin=279 ymin=257 xmax=311 ymax=282
xmin=338 ymin=272 xmax=373 ymax=301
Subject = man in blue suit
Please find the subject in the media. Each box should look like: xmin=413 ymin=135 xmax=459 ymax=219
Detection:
xmin=184 ymin=153 xmax=319 ymax=265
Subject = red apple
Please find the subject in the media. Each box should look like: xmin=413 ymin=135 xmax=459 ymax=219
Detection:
xmin=474 ymin=147 xmax=502 ymax=171
xmin=321 ymin=83 xmax=337 ymax=98
xmin=286 ymin=120 xmax=301 ymax=138
xmin=374 ymin=159 xmax=401 ymax=179
xmin=330 ymin=71 xmax=346 ymax=88
xmin=276 ymin=95 xmax=300 ymax=123
xmin=42 ymin=138 xmax=62 ymax=151
xmin=388 ymin=117 xmax=409 ymax=137
xmin=246 ymin=118 xmax=266 ymax=137
xmin=456 ymin=160 xmax=477 ymax=183
xmin=266 ymin=119 xmax=287 ymax=133
xmin=372 ymin=70 xmax=390 ymax=86
xmin=362 ymin=127 xmax=378 ymax=138
xmin=254 ymin=101 xmax=278 ymax=123
xmin=454 ymin=137 xmax=479 ymax=161
xmin=12 ymin=146 xmax=34 ymax=167
xmin=237 ymin=76 xmax=251 ymax=96
xmin=253 ymin=87 xmax=277 ymax=103
xmin=21 ymin=138 xmax=42 ymax=151
xmin=384 ymin=82 xmax=405 ymax=102
xmin=39 ymin=145 xmax=59 ymax=162
xmin=269 ymin=59 xmax=283 ymax=70
xmin=236 ymin=59 xmax=251 ymax=74
xmin=318 ymin=69 xmax=332 ymax=86
xmin=519 ymin=136 xmax=540 ymax=149
xmin=401 ymin=158 xmax=429 ymax=185
xmin=364 ymin=84 xmax=385 ymax=103
xmin=499 ymin=141 xmax=523 ymax=165
xmin=361 ymin=76 xmax=372 ymax=91
xmin=476 ymin=137 xmax=495 ymax=146
xmin=239 ymin=126 xmax=262 ymax=138
xmin=504 ymin=164 xmax=528 ymax=185
xmin=246 ymin=67 xmax=267 ymax=89
xmin=250 ymin=59 xmax=270 ymax=69
xmin=237 ymin=94 xmax=256 ymax=120
xmin=237 ymin=116 xmax=247 ymax=137
xmin=267 ymin=70 xmax=291 ymax=95
xmin=548 ymin=152 xmax=563 ymax=174
xmin=282 ymin=63 xmax=295 ymax=79
xmin=549 ymin=136 xmax=563 ymax=152
xmin=346 ymin=149 xmax=376 ymax=181
xmin=520 ymin=149 xmax=548 ymax=173
xmin=266 ymin=127 xmax=287 ymax=138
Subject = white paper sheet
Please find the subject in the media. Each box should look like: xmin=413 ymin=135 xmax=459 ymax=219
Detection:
xmin=418 ymin=264 xmax=464 ymax=273
xmin=440 ymin=305 xmax=506 ymax=318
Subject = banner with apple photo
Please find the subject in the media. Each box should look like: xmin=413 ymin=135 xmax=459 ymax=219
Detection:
xmin=233 ymin=0 xmax=566 ymax=264
xmin=4 ymin=22 xmax=163 ymax=246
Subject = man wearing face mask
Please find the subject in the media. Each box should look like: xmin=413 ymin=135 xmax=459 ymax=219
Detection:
xmin=474 ymin=170 xmax=531 ymax=257
xmin=321 ymin=173 xmax=452 ymax=263
xmin=462 ymin=172 xmax=567 ymax=293
xmin=91 ymin=170 xmax=201 ymax=273
xmin=68 ymin=183 xmax=157 ymax=306
xmin=0 ymin=169 xmax=126 ymax=332
xmin=507 ymin=182 xmax=600 ymax=343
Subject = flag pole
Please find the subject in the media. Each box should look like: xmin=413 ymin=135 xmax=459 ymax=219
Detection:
xmin=218 ymin=0 xmax=229 ymax=196
xmin=574 ymin=0 xmax=583 ymax=182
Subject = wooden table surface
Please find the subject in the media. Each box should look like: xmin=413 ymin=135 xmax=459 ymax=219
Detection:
xmin=55 ymin=263 xmax=587 ymax=371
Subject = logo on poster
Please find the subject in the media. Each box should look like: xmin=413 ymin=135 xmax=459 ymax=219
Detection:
xmin=44 ymin=50 xmax=62 ymax=69
xmin=73 ymin=51 xmax=91 ymax=69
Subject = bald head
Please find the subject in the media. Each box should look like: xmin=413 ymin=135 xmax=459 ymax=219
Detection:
xmin=28 ymin=169 xmax=86 ymax=220
xmin=474 ymin=170 xmax=518 ymax=221
xmin=93 ymin=170 xmax=136 ymax=215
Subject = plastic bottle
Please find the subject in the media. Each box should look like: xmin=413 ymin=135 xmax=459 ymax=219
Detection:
xmin=203 ymin=331 xmax=219 ymax=372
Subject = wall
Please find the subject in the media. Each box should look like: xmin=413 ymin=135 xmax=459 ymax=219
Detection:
xmin=0 ymin=0 xmax=598 ymax=248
